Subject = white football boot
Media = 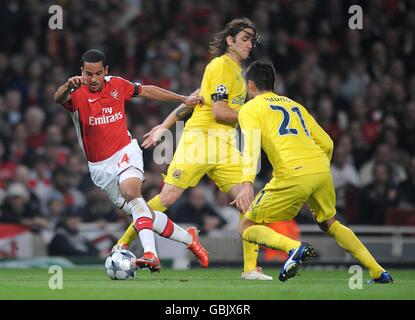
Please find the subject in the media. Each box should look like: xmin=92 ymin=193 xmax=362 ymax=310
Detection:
xmin=241 ymin=267 xmax=273 ymax=281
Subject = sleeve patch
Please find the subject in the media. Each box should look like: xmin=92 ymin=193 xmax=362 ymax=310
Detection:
xmin=211 ymin=84 xmax=229 ymax=102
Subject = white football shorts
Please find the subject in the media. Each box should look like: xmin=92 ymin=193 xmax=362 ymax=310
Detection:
xmin=88 ymin=139 xmax=144 ymax=210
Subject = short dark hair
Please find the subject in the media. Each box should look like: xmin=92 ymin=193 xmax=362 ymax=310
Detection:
xmin=209 ymin=18 xmax=259 ymax=57
xmin=81 ymin=49 xmax=107 ymax=67
xmin=245 ymin=60 xmax=276 ymax=91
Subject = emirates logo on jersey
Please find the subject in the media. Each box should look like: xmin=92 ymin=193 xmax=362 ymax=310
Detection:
xmin=110 ymin=89 xmax=119 ymax=100
xmin=89 ymin=112 xmax=123 ymax=126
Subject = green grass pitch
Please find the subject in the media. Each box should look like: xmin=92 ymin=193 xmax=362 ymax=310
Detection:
xmin=0 ymin=267 xmax=414 ymax=300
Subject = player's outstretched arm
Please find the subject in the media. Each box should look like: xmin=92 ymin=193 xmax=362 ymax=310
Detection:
xmin=54 ymin=76 xmax=86 ymax=104
xmin=140 ymin=85 xmax=203 ymax=106
xmin=141 ymin=104 xmax=195 ymax=149
xmin=141 ymin=89 xmax=200 ymax=149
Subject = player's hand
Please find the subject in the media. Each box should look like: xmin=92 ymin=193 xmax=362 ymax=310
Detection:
xmin=141 ymin=124 xmax=168 ymax=149
xmin=183 ymin=95 xmax=204 ymax=107
xmin=230 ymin=182 xmax=254 ymax=213
xmin=67 ymin=76 xmax=86 ymax=91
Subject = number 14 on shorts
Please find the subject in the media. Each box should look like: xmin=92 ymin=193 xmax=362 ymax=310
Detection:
xmin=117 ymin=153 xmax=130 ymax=170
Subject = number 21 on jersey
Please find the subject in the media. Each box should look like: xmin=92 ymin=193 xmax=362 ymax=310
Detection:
xmin=270 ymin=105 xmax=310 ymax=137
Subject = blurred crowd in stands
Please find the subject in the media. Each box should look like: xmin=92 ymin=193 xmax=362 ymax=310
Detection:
xmin=1 ymin=0 xmax=415 ymax=248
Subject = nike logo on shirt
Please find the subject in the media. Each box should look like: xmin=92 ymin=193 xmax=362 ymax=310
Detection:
xmin=88 ymin=98 xmax=99 ymax=103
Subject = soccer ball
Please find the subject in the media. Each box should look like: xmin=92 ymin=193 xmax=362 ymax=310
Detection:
xmin=105 ymin=249 xmax=137 ymax=280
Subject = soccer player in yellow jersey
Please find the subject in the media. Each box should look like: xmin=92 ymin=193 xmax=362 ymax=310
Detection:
xmin=232 ymin=60 xmax=393 ymax=284
xmin=114 ymin=18 xmax=273 ymax=280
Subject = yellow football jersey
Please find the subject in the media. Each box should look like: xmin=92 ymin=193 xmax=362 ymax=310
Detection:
xmin=185 ymin=54 xmax=247 ymax=131
xmin=239 ymin=92 xmax=334 ymax=182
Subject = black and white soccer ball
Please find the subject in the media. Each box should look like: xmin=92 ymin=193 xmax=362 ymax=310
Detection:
xmin=105 ymin=249 xmax=137 ymax=280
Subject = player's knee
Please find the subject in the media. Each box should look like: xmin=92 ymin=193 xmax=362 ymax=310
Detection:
xmin=237 ymin=223 xmax=245 ymax=237
xmin=237 ymin=219 xmax=251 ymax=238
xmin=122 ymin=189 xmax=142 ymax=203
xmin=238 ymin=225 xmax=250 ymax=238
xmin=317 ymin=217 xmax=336 ymax=233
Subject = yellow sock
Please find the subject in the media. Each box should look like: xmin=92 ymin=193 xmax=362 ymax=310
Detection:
xmin=242 ymin=240 xmax=259 ymax=273
xmin=147 ymin=195 xmax=168 ymax=212
xmin=118 ymin=195 xmax=167 ymax=246
xmin=117 ymin=222 xmax=137 ymax=246
xmin=327 ymin=221 xmax=385 ymax=278
xmin=240 ymin=214 xmax=259 ymax=272
xmin=242 ymin=225 xmax=300 ymax=253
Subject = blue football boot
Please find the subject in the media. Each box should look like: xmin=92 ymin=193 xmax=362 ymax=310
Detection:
xmin=279 ymin=242 xmax=316 ymax=282
xmin=368 ymin=271 xmax=394 ymax=284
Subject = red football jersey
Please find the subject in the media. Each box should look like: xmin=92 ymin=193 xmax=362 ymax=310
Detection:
xmin=63 ymin=76 xmax=141 ymax=162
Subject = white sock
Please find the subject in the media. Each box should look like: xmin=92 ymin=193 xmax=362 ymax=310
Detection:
xmin=153 ymin=211 xmax=192 ymax=245
xmin=128 ymin=198 xmax=157 ymax=256
xmin=138 ymin=229 xmax=157 ymax=255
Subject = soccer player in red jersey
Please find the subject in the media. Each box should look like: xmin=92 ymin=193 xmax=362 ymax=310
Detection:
xmin=54 ymin=49 xmax=208 ymax=272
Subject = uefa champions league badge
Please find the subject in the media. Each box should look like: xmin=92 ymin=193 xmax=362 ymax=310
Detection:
xmin=216 ymin=84 xmax=227 ymax=95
